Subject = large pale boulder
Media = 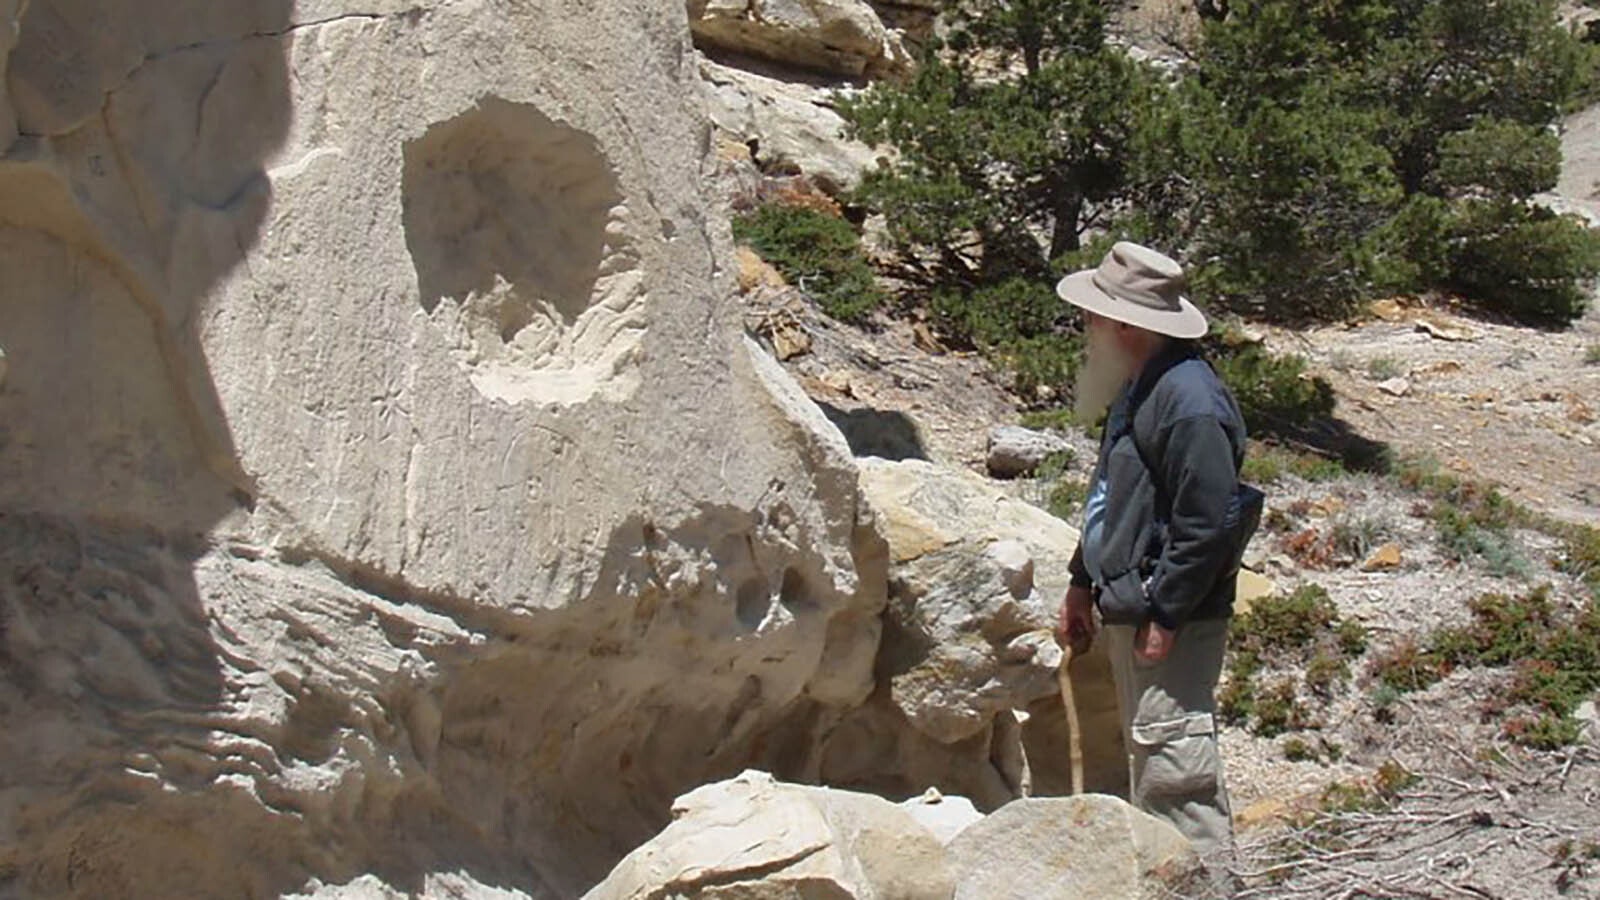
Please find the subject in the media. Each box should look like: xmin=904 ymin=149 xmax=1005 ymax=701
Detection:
xmin=0 ymin=1 xmax=888 ymax=897
xmin=701 ymin=57 xmax=881 ymax=194
xmin=688 ymin=0 xmax=911 ymax=79
xmin=583 ymin=770 xmax=955 ymax=900
xmin=585 ymin=777 xmax=1198 ymax=900
xmin=948 ymin=796 xmax=1202 ymax=900
xmin=818 ymin=458 xmax=1127 ymax=809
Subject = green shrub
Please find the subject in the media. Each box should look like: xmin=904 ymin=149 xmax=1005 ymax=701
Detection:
xmin=1504 ymin=713 xmax=1582 ymax=750
xmin=1241 ymin=443 xmax=1348 ymax=484
xmin=1034 ymin=450 xmax=1075 ymax=480
xmin=1435 ymin=588 xmax=1558 ymax=668
xmin=1369 ymin=636 xmax=1448 ymax=693
xmin=1019 ymin=408 xmax=1083 ymax=432
xmin=1305 ymin=648 xmax=1350 ymax=699
xmin=1445 ymin=201 xmax=1600 ymax=324
xmin=1238 ymin=584 xmax=1345 ymax=650
xmin=1367 ymin=585 xmax=1600 ymax=748
xmin=1126 ymin=0 xmax=1599 ymax=322
xmin=1209 ymin=344 xmax=1337 ymax=435
xmin=1223 ymin=585 xmax=1367 ymax=737
xmin=1434 ymin=120 xmax=1563 ymax=199
xmin=1395 ymin=456 xmax=1534 ymax=574
xmin=1432 ymin=507 xmax=1530 ymax=577
xmin=991 ymin=333 xmax=1081 ymax=401
xmin=1365 ymin=357 xmax=1403 ymax=381
xmin=732 ymin=204 xmax=883 ymax=322
xmin=1282 ymin=736 xmax=1317 ymax=762
xmin=1045 ymin=479 xmax=1089 ymax=522
xmin=930 ymin=278 xmax=1063 ymax=349
xmin=1253 ymin=678 xmax=1310 ymax=738
xmin=1550 ymin=521 xmax=1600 ymax=594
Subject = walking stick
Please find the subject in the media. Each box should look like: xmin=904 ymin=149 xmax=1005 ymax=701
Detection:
xmin=1057 ymin=643 xmax=1084 ymax=796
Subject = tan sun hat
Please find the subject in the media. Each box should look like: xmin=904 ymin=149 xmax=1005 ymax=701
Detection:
xmin=1055 ymin=241 xmax=1208 ymax=339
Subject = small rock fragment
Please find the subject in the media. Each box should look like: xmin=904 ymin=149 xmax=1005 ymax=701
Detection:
xmin=1361 ymin=543 xmax=1403 ymax=572
xmin=984 ymin=539 xmax=1034 ymax=599
xmin=772 ymin=324 xmax=811 ymax=361
xmin=736 ymin=245 xmax=786 ymax=293
xmin=1415 ymin=314 xmax=1477 ymax=342
xmin=1377 ymin=376 xmax=1411 ymax=397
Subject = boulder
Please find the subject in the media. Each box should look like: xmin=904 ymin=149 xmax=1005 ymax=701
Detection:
xmin=0 ymin=1 xmax=887 ymax=896
xmin=948 ymin=796 xmax=1202 ymax=900
xmin=700 ymin=57 xmax=882 ymax=194
xmin=826 ymin=458 xmax=1127 ymax=807
xmin=986 ymin=425 xmax=1073 ymax=478
xmin=583 ymin=770 xmax=956 ymax=900
xmin=687 ymin=0 xmax=912 ymax=80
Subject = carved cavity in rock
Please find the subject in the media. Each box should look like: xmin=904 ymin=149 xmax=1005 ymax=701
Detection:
xmin=403 ymin=98 xmax=644 ymax=406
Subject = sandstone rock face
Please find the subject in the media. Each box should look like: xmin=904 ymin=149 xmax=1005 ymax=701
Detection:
xmin=700 ymin=57 xmax=881 ymax=194
xmin=582 ymin=770 xmax=955 ymax=900
xmin=817 ymin=459 xmax=1127 ymax=810
xmin=948 ymin=796 xmax=1201 ymax=900
xmin=0 ymin=2 xmax=889 ymax=897
xmin=687 ymin=0 xmax=911 ymax=79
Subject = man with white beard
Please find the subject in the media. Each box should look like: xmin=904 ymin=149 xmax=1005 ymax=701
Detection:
xmin=1053 ymin=241 xmax=1257 ymax=868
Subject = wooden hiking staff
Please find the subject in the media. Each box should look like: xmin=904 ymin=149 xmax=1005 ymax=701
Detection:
xmin=1057 ymin=643 xmax=1084 ymax=796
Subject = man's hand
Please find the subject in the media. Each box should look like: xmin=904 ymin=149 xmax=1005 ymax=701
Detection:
xmin=1134 ymin=620 xmax=1176 ymax=664
xmin=1057 ymin=585 xmax=1096 ymax=656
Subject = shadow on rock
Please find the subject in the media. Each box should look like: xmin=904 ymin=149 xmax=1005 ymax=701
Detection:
xmin=817 ymin=400 xmax=929 ymax=461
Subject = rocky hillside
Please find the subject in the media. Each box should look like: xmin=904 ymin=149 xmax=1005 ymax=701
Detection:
xmin=708 ymin=2 xmax=1600 ymax=898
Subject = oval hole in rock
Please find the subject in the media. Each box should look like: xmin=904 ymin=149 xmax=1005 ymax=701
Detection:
xmin=735 ymin=577 xmax=769 ymax=631
xmin=779 ymin=567 xmax=818 ymax=613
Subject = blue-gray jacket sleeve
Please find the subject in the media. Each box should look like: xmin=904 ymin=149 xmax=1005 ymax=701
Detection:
xmin=1146 ymin=414 xmax=1238 ymax=628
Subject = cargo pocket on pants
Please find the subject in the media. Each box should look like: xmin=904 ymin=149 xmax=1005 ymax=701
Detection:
xmin=1130 ymin=712 xmax=1220 ymax=805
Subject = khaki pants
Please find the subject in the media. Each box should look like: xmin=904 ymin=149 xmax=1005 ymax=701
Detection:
xmin=1104 ymin=617 xmax=1234 ymax=860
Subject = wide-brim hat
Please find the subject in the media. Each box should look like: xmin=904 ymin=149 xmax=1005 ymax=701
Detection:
xmin=1055 ymin=241 xmax=1208 ymax=339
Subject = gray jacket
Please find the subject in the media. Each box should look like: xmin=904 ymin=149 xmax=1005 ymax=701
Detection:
xmin=1068 ymin=343 xmax=1248 ymax=628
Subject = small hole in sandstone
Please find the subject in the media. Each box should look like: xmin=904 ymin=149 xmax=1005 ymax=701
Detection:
xmin=735 ymin=578 xmax=768 ymax=631
xmin=779 ymin=568 xmax=817 ymax=613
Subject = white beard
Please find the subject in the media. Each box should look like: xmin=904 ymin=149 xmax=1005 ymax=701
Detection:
xmin=1073 ymin=325 xmax=1139 ymax=423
